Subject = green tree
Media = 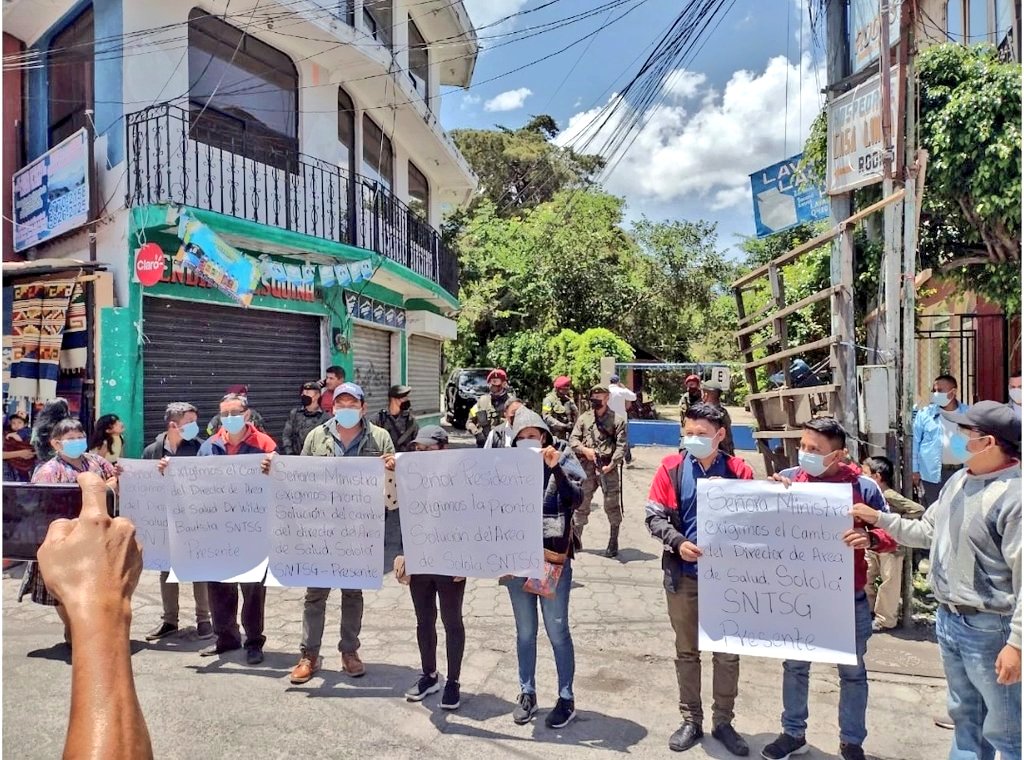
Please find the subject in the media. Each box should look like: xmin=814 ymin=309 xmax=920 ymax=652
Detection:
xmin=486 ymin=330 xmax=553 ymax=407
xmin=567 ymin=328 xmax=634 ymax=392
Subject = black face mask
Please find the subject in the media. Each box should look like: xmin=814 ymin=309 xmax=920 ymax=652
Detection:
xmin=399 ymin=399 xmax=411 ymax=412
xmin=590 ymin=398 xmax=603 ymax=409
xmin=301 ymin=394 xmax=316 ymax=406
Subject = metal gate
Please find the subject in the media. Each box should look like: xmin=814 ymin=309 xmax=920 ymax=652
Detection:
xmin=142 ymin=297 xmax=323 ymax=446
xmin=351 ymin=324 xmax=392 ymax=414
xmin=407 ymin=335 xmax=441 ymax=415
xmin=916 ymin=314 xmax=978 ymax=403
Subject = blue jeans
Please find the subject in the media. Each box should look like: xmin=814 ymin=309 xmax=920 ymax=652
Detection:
xmin=937 ymin=607 xmax=1022 ymax=760
xmin=505 ymin=561 xmax=575 ymax=700
xmin=781 ymin=592 xmax=872 ymax=745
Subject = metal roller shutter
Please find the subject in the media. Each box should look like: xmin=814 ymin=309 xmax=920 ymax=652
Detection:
xmin=407 ymin=335 xmax=441 ymax=415
xmin=351 ymin=324 xmax=392 ymax=413
xmin=142 ymin=297 xmax=323 ymax=447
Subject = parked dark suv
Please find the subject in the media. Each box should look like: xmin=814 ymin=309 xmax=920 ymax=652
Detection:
xmin=444 ymin=368 xmax=493 ymax=429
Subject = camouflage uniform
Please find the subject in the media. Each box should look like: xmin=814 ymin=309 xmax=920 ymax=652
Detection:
xmin=466 ymin=392 xmax=515 ymax=448
xmin=569 ymin=408 xmax=627 ymax=530
xmin=541 ymin=391 xmax=579 ymax=440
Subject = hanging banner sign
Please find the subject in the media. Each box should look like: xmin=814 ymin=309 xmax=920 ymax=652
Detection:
xmin=176 ymin=213 xmax=262 ymax=306
xmin=749 ymin=153 xmax=830 ymax=237
xmin=849 ymin=0 xmax=901 ymax=74
xmin=826 ymin=67 xmax=901 ymax=194
xmin=696 ymin=479 xmax=856 ymax=665
xmin=345 ymin=291 xmax=406 ymax=328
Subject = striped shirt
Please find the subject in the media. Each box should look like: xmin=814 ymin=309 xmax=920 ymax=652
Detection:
xmin=876 ymin=462 xmax=1021 ymax=647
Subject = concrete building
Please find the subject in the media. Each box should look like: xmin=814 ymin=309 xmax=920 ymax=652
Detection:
xmin=3 ymin=0 xmax=477 ymax=452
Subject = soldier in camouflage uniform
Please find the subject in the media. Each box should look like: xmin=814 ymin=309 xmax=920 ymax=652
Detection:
xmin=570 ymin=384 xmax=627 ymax=558
xmin=466 ymin=369 xmax=516 ymax=448
xmin=678 ymin=374 xmax=703 ymax=420
xmin=541 ymin=376 xmax=579 ymax=441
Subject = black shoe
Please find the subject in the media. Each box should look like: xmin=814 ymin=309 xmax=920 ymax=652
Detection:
xmin=761 ymin=733 xmax=808 ymax=760
xmin=196 ymin=621 xmax=214 ymax=640
xmin=244 ymin=645 xmax=264 ymax=665
xmin=512 ymin=692 xmax=538 ymax=725
xmin=669 ymin=722 xmax=704 ymax=752
xmin=441 ymin=680 xmax=461 ymax=710
xmin=713 ymin=723 xmax=750 ymax=756
xmin=405 ymin=673 xmax=440 ymax=702
xmin=145 ymin=622 xmax=178 ymax=641
xmin=840 ymin=743 xmax=866 ymax=760
xmin=200 ymin=640 xmax=241 ymax=657
xmin=545 ymin=698 xmax=576 ymax=729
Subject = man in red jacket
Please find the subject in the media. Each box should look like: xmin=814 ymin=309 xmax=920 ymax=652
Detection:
xmin=761 ymin=417 xmax=897 ymax=760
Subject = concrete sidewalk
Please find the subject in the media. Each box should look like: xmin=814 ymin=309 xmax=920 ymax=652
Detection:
xmin=2 ymin=443 xmax=952 ymax=759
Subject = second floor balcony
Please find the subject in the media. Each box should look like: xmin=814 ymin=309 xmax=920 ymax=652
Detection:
xmin=125 ymin=103 xmax=458 ymax=297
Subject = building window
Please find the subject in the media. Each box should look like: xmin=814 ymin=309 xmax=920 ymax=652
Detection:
xmin=408 ymin=18 xmax=429 ymax=100
xmin=948 ymin=0 xmax=1018 ymax=47
xmin=48 ymin=8 xmax=94 ymax=147
xmin=187 ymin=7 xmax=298 ymax=170
xmin=408 ymin=161 xmax=429 ymax=220
xmin=338 ymin=88 xmax=356 ymax=175
xmin=335 ymin=0 xmax=354 ymax=26
xmin=363 ymin=1 xmax=393 ymax=50
xmin=362 ymin=114 xmax=393 ymax=190
xmin=947 ymin=0 xmax=966 ymax=41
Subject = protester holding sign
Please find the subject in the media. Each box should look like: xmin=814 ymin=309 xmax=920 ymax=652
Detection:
xmin=393 ymin=426 xmax=467 ymax=710
xmin=645 ymin=403 xmax=754 ymax=756
xmin=852 ymin=402 xmax=1021 ymax=760
xmin=761 ymin=418 xmax=896 ymax=760
xmin=197 ymin=393 xmax=277 ymax=665
xmin=289 ymin=382 xmax=395 ymax=684
xmin=501 ymin=410 xmax=584 ymax=730
xmin=142 ymin=402 xmax=212 ymax=642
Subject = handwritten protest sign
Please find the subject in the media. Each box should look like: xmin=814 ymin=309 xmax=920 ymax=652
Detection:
xmin=118 ymin=459 xmax=172 ymax=571
xmin=265 ymin=456 xmax=386 ymax=589
xmin=396 ymin=447 xmax=544 ymax=579
xmin=696 ymin=480 xmax=855 ymax=665
xmin=161 ymin=455 xmax=270 ymax=583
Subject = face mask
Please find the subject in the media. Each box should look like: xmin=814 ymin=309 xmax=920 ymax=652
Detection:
xmin=301 ymin=394 xmax=316 ymax=406
xmin=590 ymin=398 xmax=603 ymax=409
xmin=932 ymin=391 xmax=952 ymax=407
xmin=682 ymin=435 xmax=715 ymax=459
xmin=334 ymin=408 xmax=362 ymax=429
xmin=798 ymin=450 xmax=832 ymax=477
xmin=60 ymin=438 xmax=88 ymax=458
xmin=1010 ymin=387 xmax=1022 ymax=405
xmin=518 ymin=438 xmax=543 ymax=449
xmin=948 ymin=432 xmax=974 ymax=464
xmin=399 ymin=399 xmax=412 ymax=412
xmin=221 ymin=414 xmax=246 ymax=435
xmin=179 ymin=421 xmax=200 ymax=441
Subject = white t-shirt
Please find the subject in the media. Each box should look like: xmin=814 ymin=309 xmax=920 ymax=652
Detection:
xmin=939 ymin=414 xmax=960 ymax=465
xmin=608 ymin=384 xmax=637 ymax=417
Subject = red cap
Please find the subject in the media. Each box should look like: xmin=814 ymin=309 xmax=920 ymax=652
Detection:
xmin=487 ymin=369 xmax=507 ymax=382
xmin=225 ymin=384 xmax=249 ymax=395
xmin=553 ymin=376 xmax=571 ymax=389
xmin=684 ymin=374 xmax=701 ymax=386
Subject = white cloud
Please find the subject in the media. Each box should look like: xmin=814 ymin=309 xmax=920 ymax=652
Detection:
xmin=484 ymin=87 xmax=533 ymax=112
xmin=461 ymin=93 xmax=481 ymax=110
xmin=463 ymin=0 xmax=529 ymax=37
xmin=556 ymin=55 xmax=823 ymax=213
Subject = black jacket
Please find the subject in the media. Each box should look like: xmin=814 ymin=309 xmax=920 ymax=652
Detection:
xmin=282 ymin=407 xmax=330 ymax=455
xmin=141 ymin=432 xmax=204 ymax=459
xmin=375 ymin=409 xmax=419 ymax=452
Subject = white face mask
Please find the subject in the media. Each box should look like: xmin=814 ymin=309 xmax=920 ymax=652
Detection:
xmin=1010 ymin=387 xmax=1022 ymax=405
xmin=932 ymin=391 xmax=952 ymax=407
xmin=518 ymin=438 xmax=543 ymax=449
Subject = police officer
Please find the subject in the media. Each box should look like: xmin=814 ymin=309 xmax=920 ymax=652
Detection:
xmin=570 ymin=384 xmax=627 ymax=558
xmin=467 ymin=369 xmax=516 ymax=448
xmin=377 ymin=384 xmax=420 ymax=452
xmin=542 ymin=376 xmax=579 ymax=441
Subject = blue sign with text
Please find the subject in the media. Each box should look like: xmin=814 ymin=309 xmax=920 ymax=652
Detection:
xmin=749 ymin=153 xmax=829 ymax=238
xmin=13 ymin=129 xmax=91 ymax=252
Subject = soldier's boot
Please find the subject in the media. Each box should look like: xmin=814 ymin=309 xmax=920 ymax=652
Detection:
xmin=604 ymin=524 xmax=620 ymax=558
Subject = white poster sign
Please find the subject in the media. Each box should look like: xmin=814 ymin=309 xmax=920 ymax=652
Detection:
xmin=162 ymin=455 xmax=270 ymax=583
xmin=826 ymin=67 xmax=900 ymax=194
xmin=396 ymin=447 xmax=544 ymax=579
xmin=265 ymin=456 xmax=386 ymax=589
xmin=696 ymin=480 xmax=856 ymax=665
xmin=117 ymin=459 xmax=172 ymax=572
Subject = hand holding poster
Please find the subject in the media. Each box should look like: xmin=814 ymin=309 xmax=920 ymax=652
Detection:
xmin=265 ymin=455 xmax=386 ymax=589
xmin=118 ymin=459 xmax=173 ymax=571
xmin=696 ymin=480 xmax=855 ymax=665
xmin=396 ymin=448 xmax=544 ymax=579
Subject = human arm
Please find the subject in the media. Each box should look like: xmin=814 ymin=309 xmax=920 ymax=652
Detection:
xmin=549 ymin=447 xmax=584 ymax=508
xmin=569 ymin=417 xmax=594 ymax=461
xmin=644 ymin=461 xmax=700 ymax=560
xmin=281 ymin=413 xmax=295 ymax=456
xmin=608 ymin=418 xmax=627 ymax=467
xmin=911 ymin=412 xmax=923 ymax=483
xmin=37 ymin=472 xmax=153 ymax=760
xmin=853 ymin=502 xmax=937 ymax=549
xmin=999 ymin=497 xmax=1021 ymax=653
xmin=886 ymin=490 xmax=926 ymax=519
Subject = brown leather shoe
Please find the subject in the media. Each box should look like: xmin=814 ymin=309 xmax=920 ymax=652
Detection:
xmin=341 ymin=651 xmax=365 ymax=678
xmin=289 ymin=654 xmax=321 ymax=684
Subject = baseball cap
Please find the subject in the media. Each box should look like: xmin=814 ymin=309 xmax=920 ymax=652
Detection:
xmin=685 ymin=374 xmax=701 ymax=386
xmin=487 ymin=369 xmax=508 ymax=382
xmin=414 ymin=425 xmax=448 ymax=447
xmin=333 ymin=382 xmax=365 ymax=402
xmin=942 ymin=401 xmax=1021 ymax=446
xmin=610 ymin=374 xmax=621 ymax=383
xmin=388 ymin=384 xmax=412 ymax=398
xmin=225 ymin=383 xmax=249 ymax=395
xmin=553 ymin=376 xmax=571 ymax=389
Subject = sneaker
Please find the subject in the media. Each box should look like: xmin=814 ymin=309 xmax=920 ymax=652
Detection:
xmin=195 ymin=621 xmax=214 ymax=640
xmin=712 ymin=723 xmax=750 ymax=756
xmin=405 ymin=673 xmax=440 ymax=702
xmin=545 ymin=698 xmax=576 ymax=729
xmin=760 ymin=733 xmax=808 ymax=760
xmin=839 ymin=743 xmax=866 ymax=760
xmin=512 ymin=692 xmax=538 ymax=725
xmin=289 ymin=655 xmax=322 ymax=685
xmin=440 ymin=680 xmax=461 ymax=710
xmin=245 ymin=645 xmax=264 ymax=665
xmin=145 ymin=622 xmax=178 ymax=641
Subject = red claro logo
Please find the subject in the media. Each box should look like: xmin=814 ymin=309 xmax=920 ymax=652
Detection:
xmin=135 ymin=242 xmax=165 ymax=287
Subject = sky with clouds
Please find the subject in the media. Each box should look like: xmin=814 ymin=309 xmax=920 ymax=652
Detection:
xmin=444 ymin=0 xmax=826 ymax=257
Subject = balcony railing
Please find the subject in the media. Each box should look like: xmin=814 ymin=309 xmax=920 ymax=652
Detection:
xmin=125 ymin=103 xmax=458 ymax=297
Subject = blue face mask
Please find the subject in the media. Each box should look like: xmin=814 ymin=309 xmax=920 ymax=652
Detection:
xmin=799 ymin=450 xmax=832 ymax=477
xmin=948 ymin=432 xmax=973 ymax=464
xmin=221 ymin=414 xmax=246 ymax=435
xmin=334 ymin=408 xmax=362 ymax=430
xmin=681 ymin=435 xmax=715 ymax=459
xmin=61 ymin=438 xmax=88 ymax=459
xmin=932 ymin=391 xmax=952 ymax=407
xmin=179 ymin=421 xmax=200 ymax=441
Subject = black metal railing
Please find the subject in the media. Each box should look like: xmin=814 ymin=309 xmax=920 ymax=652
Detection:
xmin=125 ymin=103 xmax=458 ymax=297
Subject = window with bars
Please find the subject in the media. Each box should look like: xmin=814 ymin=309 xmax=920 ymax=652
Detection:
xmin=48 ymin=7 xmax=94 ymax=148
xmin=363 ymin=0 xmax=393 ymax=50
xmin=362 ymin=114 xmax=394 ymax=190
